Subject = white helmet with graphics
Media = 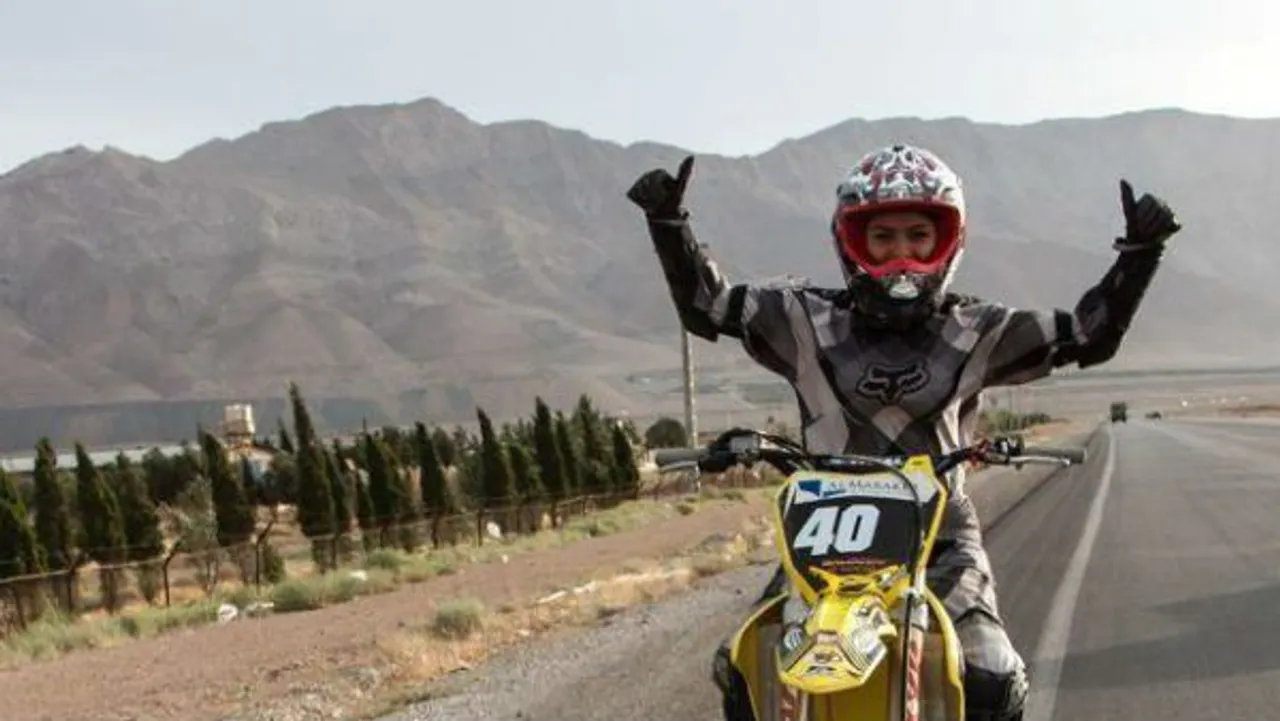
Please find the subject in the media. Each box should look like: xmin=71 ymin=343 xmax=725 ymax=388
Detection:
xmin=831 ymin=144 xmax=967 ymax=326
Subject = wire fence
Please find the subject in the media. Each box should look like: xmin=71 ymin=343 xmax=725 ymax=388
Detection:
xmin=0 ymin=463 xmax=774 ymax=635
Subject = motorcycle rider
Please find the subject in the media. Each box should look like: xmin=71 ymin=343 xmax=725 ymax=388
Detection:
xmin=625 ymin=144 xmax=1181 ymax=721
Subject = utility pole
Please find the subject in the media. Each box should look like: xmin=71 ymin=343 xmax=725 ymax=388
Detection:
xmin=681 ymin=328 xmax=698 ymax=447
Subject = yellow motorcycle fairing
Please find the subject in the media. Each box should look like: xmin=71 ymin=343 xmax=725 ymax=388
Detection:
xmin=725 ymin=453 xmax=967 ymax=721
xmin=775 ymin=567 xmax=900 ymax=695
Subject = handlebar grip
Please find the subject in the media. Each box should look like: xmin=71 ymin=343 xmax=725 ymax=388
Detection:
xmin=652 ymin=448 xmax=706 ymax=467
xmin=1022 ymin=446 xmax=1087 ymax=464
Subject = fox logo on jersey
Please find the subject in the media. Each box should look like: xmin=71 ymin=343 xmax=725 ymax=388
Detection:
xmin=855 ymin=362 xmax=930 ymax=404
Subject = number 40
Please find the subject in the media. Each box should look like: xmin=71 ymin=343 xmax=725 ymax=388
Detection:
xmin=793 ymin=504 xmax=880 ymax=556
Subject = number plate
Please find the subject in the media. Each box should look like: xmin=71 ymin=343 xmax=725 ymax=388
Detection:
xmin=779 ymin=471 xmax=940 ymax=593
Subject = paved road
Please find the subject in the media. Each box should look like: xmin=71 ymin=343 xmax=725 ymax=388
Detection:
xmin=389 ymin=418 xmax=1280 ymax=721
xmin=1035 ymin=418 xmax=1280 ymax=721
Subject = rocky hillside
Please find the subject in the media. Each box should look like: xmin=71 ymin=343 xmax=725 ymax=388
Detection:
xmin=0 ymin=98 xmax=1275 ymax=445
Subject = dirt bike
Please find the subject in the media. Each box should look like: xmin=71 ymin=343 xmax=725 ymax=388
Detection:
xmin=653 ymin=428 xmax=1086 ymax=721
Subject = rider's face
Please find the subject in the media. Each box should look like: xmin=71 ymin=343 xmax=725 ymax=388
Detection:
xmin=864 ymin=212 xmax=938 ymax=264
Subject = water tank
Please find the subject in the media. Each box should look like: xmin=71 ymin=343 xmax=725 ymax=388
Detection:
xmin=223 ymin=403 xmax=256 ymax=438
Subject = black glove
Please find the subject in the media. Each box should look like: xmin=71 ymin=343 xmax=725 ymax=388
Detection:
xmin=625 ymin=155 xmax=695 ymax=220
xmin=1114 ymin=179 xmax=1182 ymax=252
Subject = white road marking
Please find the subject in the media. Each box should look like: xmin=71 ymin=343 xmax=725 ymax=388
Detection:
xmin=1024 ymin=425 xmax=1116 ymax=721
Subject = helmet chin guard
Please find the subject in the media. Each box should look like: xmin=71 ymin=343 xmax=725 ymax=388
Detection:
xmin=830 ymin=145 xmax=967 ymax=327
xmin=886 ymin=275 xmax=924 ymax=300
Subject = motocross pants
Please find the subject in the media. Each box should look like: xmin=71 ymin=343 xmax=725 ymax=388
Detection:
xmin=714 ymin=548 xmax=1027 ymax=721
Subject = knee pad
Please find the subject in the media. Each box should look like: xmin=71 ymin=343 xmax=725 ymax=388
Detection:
xmin=963 ymin=664 xmax=1028 ymax=721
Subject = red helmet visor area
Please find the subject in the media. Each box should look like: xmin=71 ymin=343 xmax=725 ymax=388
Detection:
xmin=834 ymin=203 xmax=962 ymax=279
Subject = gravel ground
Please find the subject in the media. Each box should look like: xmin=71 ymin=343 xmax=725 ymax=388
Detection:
xmin=381 ymin=563 xmax=773 ymax=721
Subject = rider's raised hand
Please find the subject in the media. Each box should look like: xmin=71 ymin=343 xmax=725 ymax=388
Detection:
xmin=626 ymin=155 xmax=694 ymax=220
xmin=1114 ymin=179 xmax=1183 ymax=252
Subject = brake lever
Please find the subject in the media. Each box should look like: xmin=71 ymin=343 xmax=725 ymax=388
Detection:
xmin=1013 ymin=455 xmax=1073 ymax=470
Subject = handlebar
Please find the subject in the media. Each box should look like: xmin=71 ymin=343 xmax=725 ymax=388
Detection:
xmin=1019 ymin=445 xmax=1087 ymax=465
xmin=650 ymin=427 xmax=1088 ymax=477
xmin=652 ymin=448 xmax=706 ymax=467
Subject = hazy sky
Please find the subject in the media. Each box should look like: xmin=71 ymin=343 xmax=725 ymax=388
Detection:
xmin=1 ymin=0 xmax=1275 ymax=173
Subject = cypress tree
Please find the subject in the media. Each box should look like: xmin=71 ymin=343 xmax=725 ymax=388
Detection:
xmin=415 ymin=421 xmax=455 ymax=547
xmin=451 ymin=425 xmax=475 ymax=459
xmin=0 ymin=468 xmax=20 ymax=507
xmin=113 ymin=454 xmax=164 ymax=558
xmin=574 ymin=395 xmax=615 ymax=497
xmin=430 ymin=426 xmax=457 ymax=468
xmin=326 ymin=442 xmax=352 ymax=535
xmin=276 ymin=418 xmax=295 ymax=454
xmin=264 ymin=452 xmax=298 ymax=508
xmin=611 ymin=424 xmax=641 ymax=499
xmin=354 ymin=475 xmax=377 ymax=552
xmin=31 ymin=438 xmax=74 ymax=609
xmin=476 ymin=408 xmax=515 ymax=530
xmin=322 ymin=441 xmax=355 ymax=561
xmin=289 ymin=382 xmax=336 ymax=570
xmin=507 ymin=442 xmax=542 ymax=534
xmin=113 ymin=453 xmax=165 ymax=603
xmin=553 ymin=411 xmax=581 ymax=497
xmin=74 ymin=442 xmax=126 ymax=613
xmin=201 ymin=431 xmax=256 ymax=552
xmin=363 ymin=432 xmax=399 ymax=548
xmin=0 ymin=487 xmax=46 ymax=621
xmin=0 ymin=466 xmax=44 ymax=577
xmin=0 ymin=497 xmax=44 ymax=578
xmin=532 ymin=398 xmax=567 ymax=526
xmin=239 ymin=456 xmax=259 ymax=506
xmin=31 ymin=440 xmax=73 ymax=576
xmin=384 ymin=439 xmax=421 ymax=552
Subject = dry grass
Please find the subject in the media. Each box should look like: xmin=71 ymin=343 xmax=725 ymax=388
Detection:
xmin=0 ymin=490 xmax=773 ymax=668
xmin=0 ymin=595 xmax=235 ymax=666
xmin=430 ymin=598 xmax=487 ymax=640
xmin=255 ymin=514 xmax=779 ymax=721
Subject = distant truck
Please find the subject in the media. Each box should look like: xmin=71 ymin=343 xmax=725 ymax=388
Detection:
xmin=1110 ymin=401 xmax=1128 ymax=423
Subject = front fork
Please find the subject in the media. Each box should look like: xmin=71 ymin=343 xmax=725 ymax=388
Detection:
xmin=902 ymin=589 xmax=930 ymax=721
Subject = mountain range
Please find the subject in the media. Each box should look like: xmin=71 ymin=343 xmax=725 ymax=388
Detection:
xmin=0 ymin=97 xmax=1275 ymax=449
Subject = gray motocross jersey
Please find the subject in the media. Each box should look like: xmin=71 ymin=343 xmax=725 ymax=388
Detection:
xmin=727 ymin=284 xmax=1058 ymax=550
xmin=644 ymin=215 xmax=1165 ymax=566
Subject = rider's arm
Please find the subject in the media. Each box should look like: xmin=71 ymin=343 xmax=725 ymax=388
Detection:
xmin=644 ymin=215 xmax=802 ymax=381
xmin=978 ymin=244 xmax=1166 ymax=386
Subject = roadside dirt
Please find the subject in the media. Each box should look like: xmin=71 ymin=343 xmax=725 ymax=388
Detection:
xmin=5 ymin=498 xmax=770 ymax=721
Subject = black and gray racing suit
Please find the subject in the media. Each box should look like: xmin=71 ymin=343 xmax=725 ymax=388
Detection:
xmin=642 ymin=214 xmax=1165 ymax=721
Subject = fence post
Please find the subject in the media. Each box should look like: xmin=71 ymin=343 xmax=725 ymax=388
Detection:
xmin=161 ymin=543 xmax=182 ymax=608
xmin=6 ymin=581 xmax=27 ymax=631
xmin=61 ymin=569 xmax=74 ymax=614
xmin=252 ymin=517 xmax=276 ymax=589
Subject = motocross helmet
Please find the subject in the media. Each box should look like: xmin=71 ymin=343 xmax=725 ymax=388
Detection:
xmin=831 ymin=144 xmax=967 ymax=328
